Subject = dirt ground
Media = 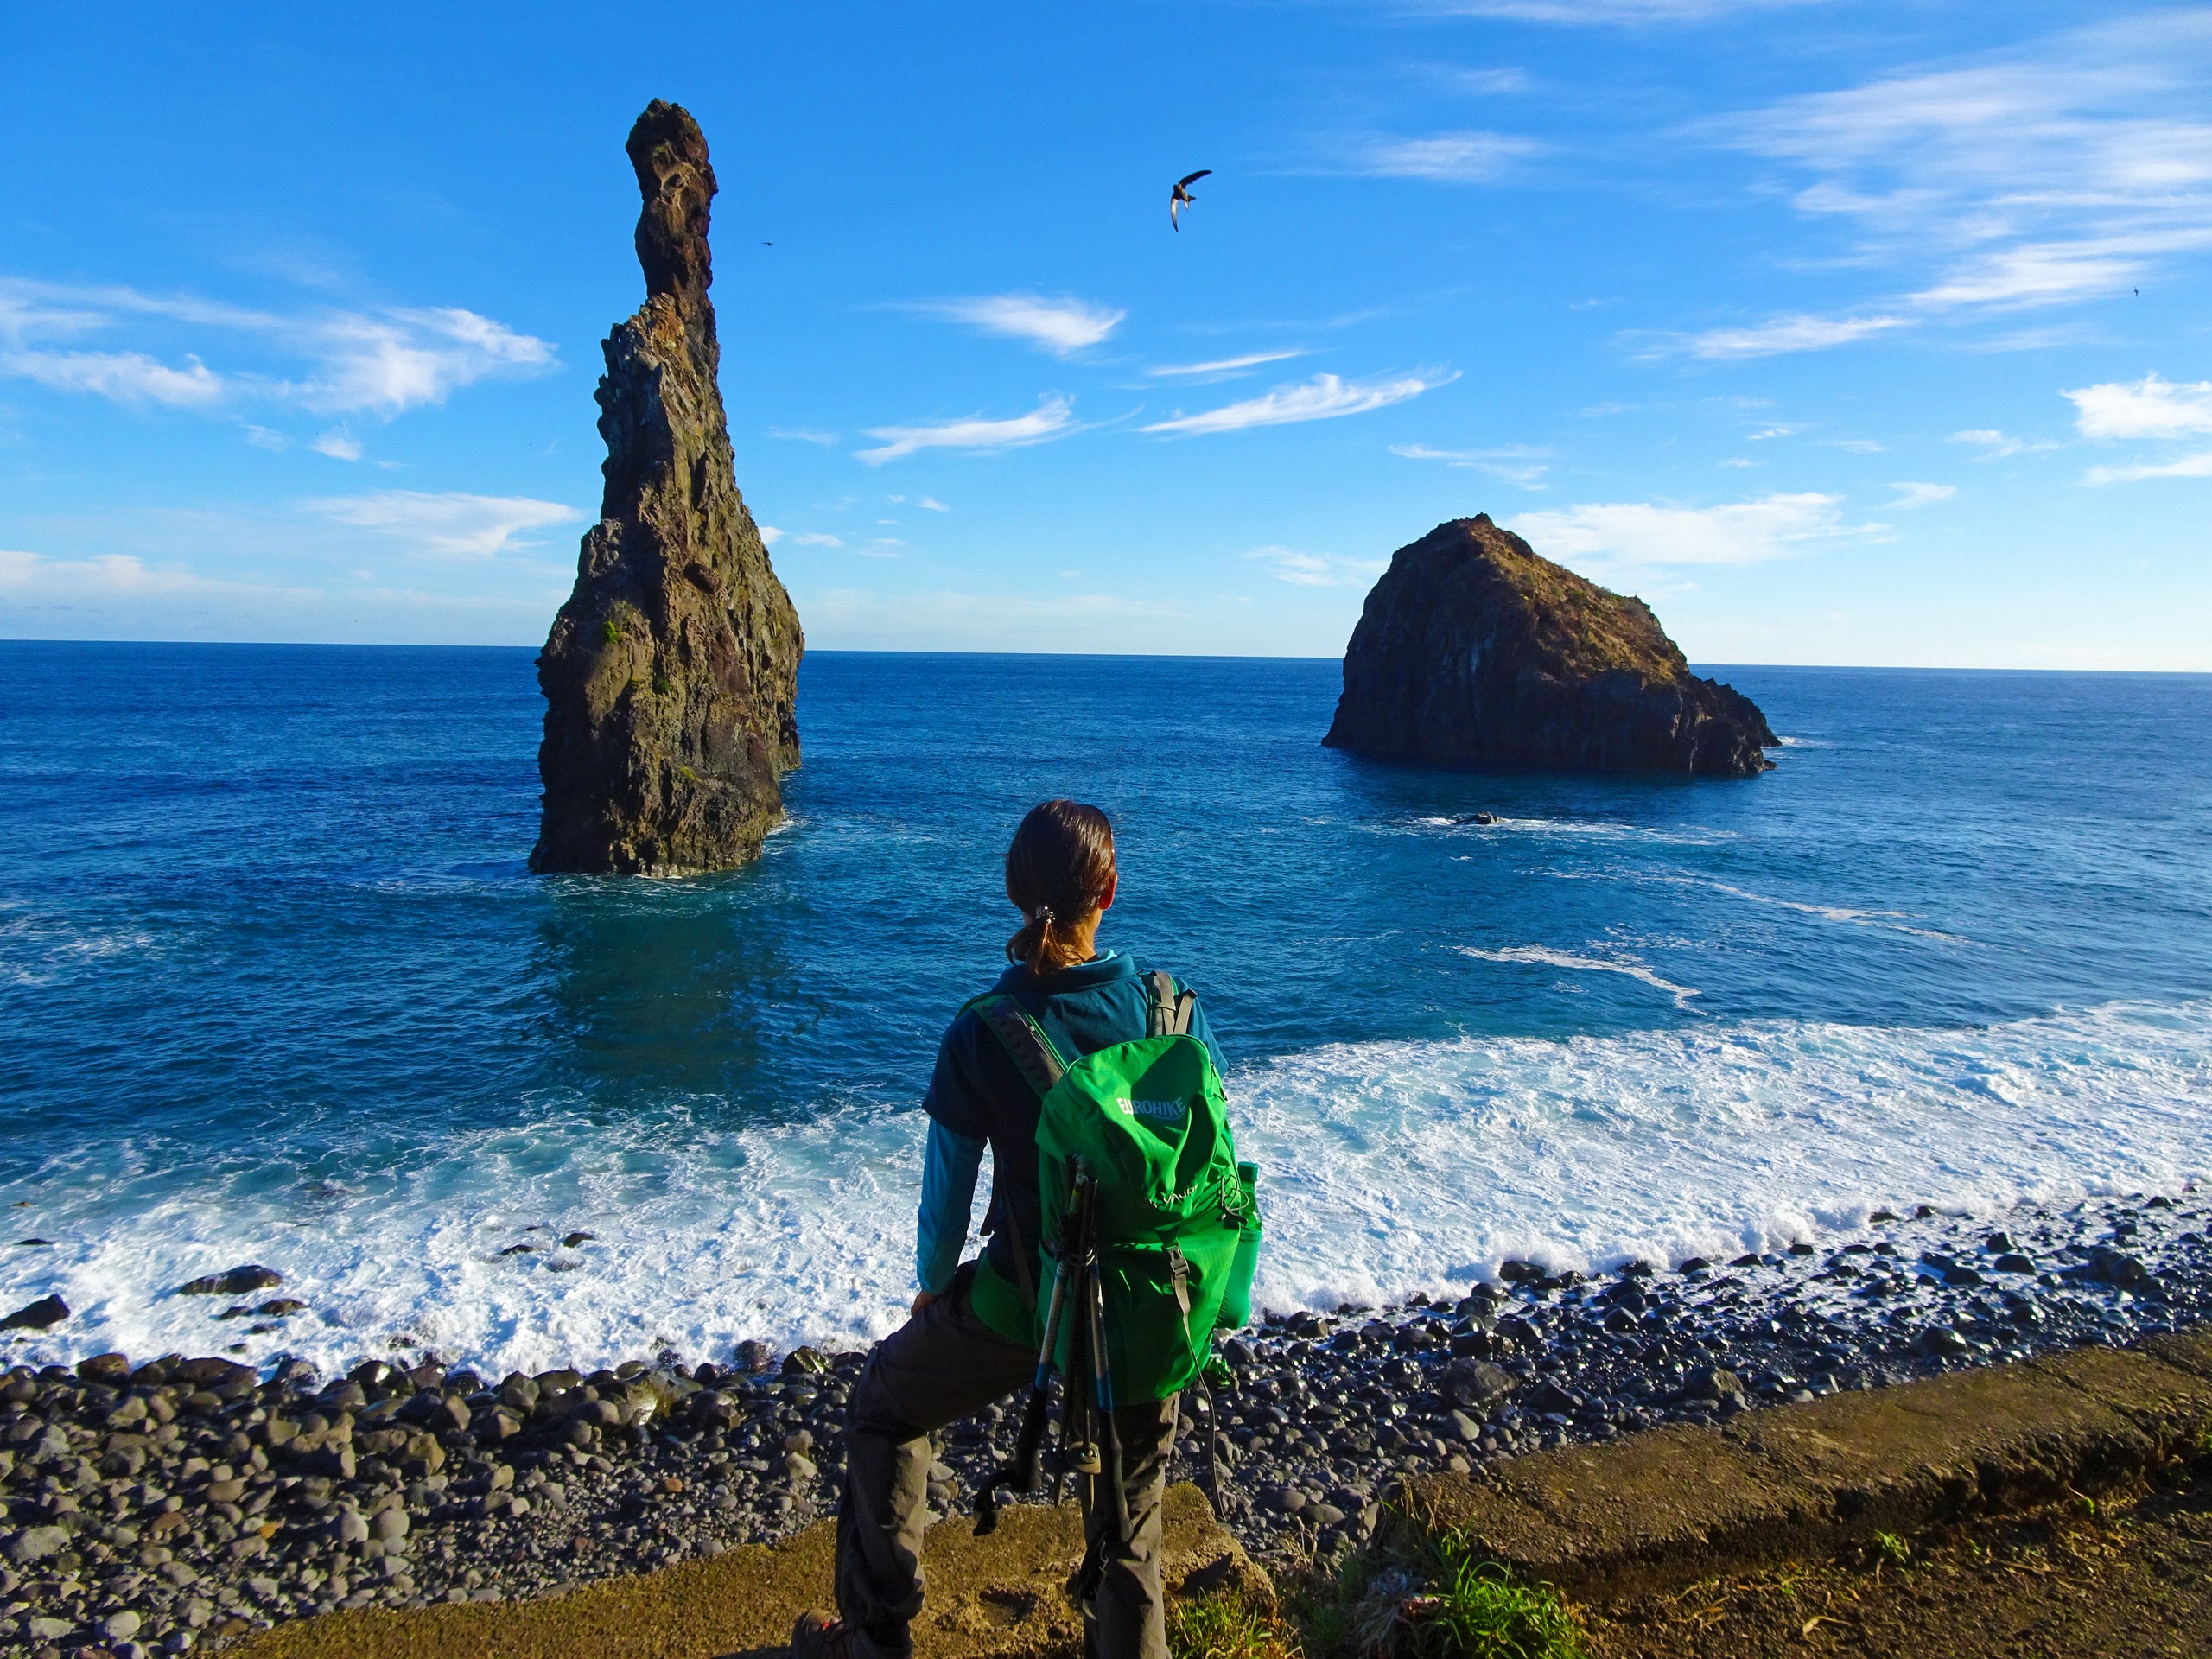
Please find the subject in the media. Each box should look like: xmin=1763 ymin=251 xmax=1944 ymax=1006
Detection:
xmin=1582 ymin=1468 xmax=2212 ymax=1659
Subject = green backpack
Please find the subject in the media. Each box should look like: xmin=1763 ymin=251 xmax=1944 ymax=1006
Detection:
xmin=967 ymin=970 xmax=1262 ymax=1405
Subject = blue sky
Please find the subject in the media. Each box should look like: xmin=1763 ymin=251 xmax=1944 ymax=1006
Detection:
xmin=2 ymin=2 xmax=2208 ymax=667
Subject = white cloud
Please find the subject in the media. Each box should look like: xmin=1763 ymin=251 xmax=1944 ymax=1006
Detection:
xmin=293 ymin=307 xmax=554 ymax=416
xmin=918 ymin=496 xmax=950 ymax=512
xmin=856 ymin=395 xmax=1077 ymax=464
xmin=1147 ymin=350 xmax=1308 ymax=379
xmin=1142 ymin=370 xmax=1455 ymax=436
xmin=1885 ymin=481 xmax=1956 ymax=508
xmin=0 ymin=278 xmax=556 ymax=420
xmin=759 ymin=525 xmax=785 ymax=546
xmin=311 ymin=428 xmax=363 ymax=461
xmin=306 ymin=491 xmax=581 ymax=557
xmin=3 ymin=349 xmax=224 ymax=406
xmin=1353 ymin=130 xmax=1541 ymax=182
xmin=1243 ymin=546 xmax=1387 ymax=588
xmin=0 ymin=548 xmax=265 ymax=599
xmin=786 ymin=531 xmax=844 ymax=548
xmin=1910 ymin=242 xmax=2151 ymax=312
xmin=1671 ymin=313 xmax=1906 ymax=360
xmin=911 ymin=294 xmax=1124 ymax=356
xmin=1712 ymin=17 xmax=2212 ymax=340
xmin=1508 ymin=492 xmax=1872 ymax=569
xmin=1390 ymin=442 xmax=1551 ymax=485
xmin=1949 ymin=428 xmax=2058 ymax=459
xmin=2064 ymin=372 xmax=2212 ymax=440
xmin=2085 ymin=450 xmax=2212 ymax=485
xmin=1406 ymin=0 xmax=1826 ymax=19
xmin=767 ymin=427 xmax=840 ymax=446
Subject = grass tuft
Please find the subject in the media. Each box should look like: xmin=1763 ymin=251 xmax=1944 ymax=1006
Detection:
xmin=1310 ymin=1531 xmax=1588 ymax=1659
xmin=1169 ymin=1592 xmax=1298 ymax=1659
xmin=1419 ymin=1535 xmax=1590 ymax=1659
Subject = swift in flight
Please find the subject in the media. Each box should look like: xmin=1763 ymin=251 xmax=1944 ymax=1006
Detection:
xmin=1170 ymin=169 xmax=1211 ymax=231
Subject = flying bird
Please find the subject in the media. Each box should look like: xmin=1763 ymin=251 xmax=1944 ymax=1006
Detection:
xmin=1170 ymin=169 xmax=1211 ymax=232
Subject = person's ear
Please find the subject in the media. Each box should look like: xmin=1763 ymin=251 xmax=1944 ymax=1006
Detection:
xmin=1096 ymin=870 xmax=1119 ymax=913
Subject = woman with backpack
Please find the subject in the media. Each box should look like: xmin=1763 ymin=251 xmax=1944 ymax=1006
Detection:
xmin=794 ymin=798 xmax=1237 ymax=1659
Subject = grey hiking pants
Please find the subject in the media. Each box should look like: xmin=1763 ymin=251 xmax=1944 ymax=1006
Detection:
xmin=834 ymin=1270 xmax=1179 ymax=1659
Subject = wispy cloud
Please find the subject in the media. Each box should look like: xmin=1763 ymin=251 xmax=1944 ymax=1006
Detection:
xmin=908 ymin=294 xmax=1125 ymax=357
xmin=1244 ymin=545 xmax=1387 ymax=588
xmin=2065 ymin=373 xmax=2212 ymax=440
xmin=1509 ymin=492 xmax=1876 ymax=571
xmin=1949 ymin=428 xmax=2057 ymax=459
xmin=1403 ymin=0 xmax=1827 ymax=20
xmin=856 ymin=395 xmax=1077 ymax=464
xmin=310 ymin=428 xmax=363 ymax=461
xmin=1669 ymin=313 xmax=1906 ymax=360
xmin=767 ymin=426 xmax=840 ymax=446
xmin=1692 ymin=16 xmax=2212 ymax=353
xmin=3 ymin=348 xmax=226 ymax=407
xmin=2085 ymin=450 xmax=2212 ymax=485
xmin=785 ymin=531 xmax=844 ymax=548
xmin=0 ymin=278 xmax=556 ymax=421
xmin=1390 ymin=442 xmax=1551 ymax=486
xmin=1885 ymin=481 xmax=1956 ymax=509
xmin=1147 ymin=349 xmax=1308 ymax=380
xmin=1351 ymin=130 xmax=1542 ymax=182
xmin=1141 ymin=370 xmax=1454 ymax=436
xmin=0 ymin=548 xmax=309 ymax=601
xmin=306 ymin=491 xmax=581 ymax=557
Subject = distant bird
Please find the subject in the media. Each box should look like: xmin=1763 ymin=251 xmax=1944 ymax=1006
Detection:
xmin=1170 ymin=169 xmax=1211 ymax=232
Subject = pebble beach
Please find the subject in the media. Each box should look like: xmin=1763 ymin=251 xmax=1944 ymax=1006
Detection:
xmin=4 ymin=1184 xmax=2206 ymax=1658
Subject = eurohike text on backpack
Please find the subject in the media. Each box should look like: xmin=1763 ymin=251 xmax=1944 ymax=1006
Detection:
xmin=966 ymin=971 xmax=1262 ymax=1596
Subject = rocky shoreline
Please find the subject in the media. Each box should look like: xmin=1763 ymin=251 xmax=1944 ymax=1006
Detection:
xmin=3 ymin=1185 xmax=2206 ymax=1657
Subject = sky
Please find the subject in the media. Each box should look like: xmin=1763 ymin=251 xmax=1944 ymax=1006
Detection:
xmin=1 ymin=2 xmax=2208 ymax=667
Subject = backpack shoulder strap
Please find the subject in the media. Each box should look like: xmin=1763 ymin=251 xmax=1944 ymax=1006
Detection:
xmin=969 ymin=995 xmax=1066 ymax=1098
xmin=1146 ymin=969 xmax=1197 ymax=1039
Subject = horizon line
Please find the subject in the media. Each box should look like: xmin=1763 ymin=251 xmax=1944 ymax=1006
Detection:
xmin=4 ymin=638 xmax=2211 ymax=677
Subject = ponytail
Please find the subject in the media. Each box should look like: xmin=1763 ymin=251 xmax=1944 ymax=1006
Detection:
xmin=1004 ymin=801 xmax=1116 ymax=972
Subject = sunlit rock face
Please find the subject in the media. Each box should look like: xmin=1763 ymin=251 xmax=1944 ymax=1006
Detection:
xmin=1325 ymin=516 xmax=1774 ymax=779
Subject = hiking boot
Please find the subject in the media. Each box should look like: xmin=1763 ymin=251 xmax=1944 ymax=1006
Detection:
xmin=790 ymin=1612 xmax=853 ymax=1658
xmin=791 ymin=1612 xmax=911 ymax=1659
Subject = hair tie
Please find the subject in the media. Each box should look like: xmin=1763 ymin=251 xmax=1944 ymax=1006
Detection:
xmin=1032 ymin=905 xmax=1056 ymax=926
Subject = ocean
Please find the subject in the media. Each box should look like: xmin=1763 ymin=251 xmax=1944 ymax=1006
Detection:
xmin=3 ymin=643 xmax=2209 ymax=1378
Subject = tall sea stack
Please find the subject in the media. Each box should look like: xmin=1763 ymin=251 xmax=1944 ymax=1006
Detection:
xmin=531 ymin=101 xmax=803 ymax=875
xmin=1324 ymin=516 xmax=1775 ymax=777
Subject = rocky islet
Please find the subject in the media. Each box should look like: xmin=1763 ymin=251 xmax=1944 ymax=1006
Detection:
xmin=1325 ymin=515 xmax=1777 ymax=777
xmin=530 ymin=100 xmax=804 ymax=877
xmin=3 ymin=1186 xmax=2206 ymax=1656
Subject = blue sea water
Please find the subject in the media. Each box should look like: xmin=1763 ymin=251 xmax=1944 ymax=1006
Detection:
xmin=2 ymin=643 xmax=2209 ymax=1376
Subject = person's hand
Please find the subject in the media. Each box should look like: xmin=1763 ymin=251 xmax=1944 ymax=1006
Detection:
xmin=911 ymin=1290 xmax=936 ymax=1318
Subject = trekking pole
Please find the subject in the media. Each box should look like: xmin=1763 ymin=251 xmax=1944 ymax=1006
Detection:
xmin=1085 ymin=1229 xmax=1133 ymax=1548
xmin=1060 ymin=1164 xmax=1103 ymax=1480
xmin=1071 ymin=1170 xmax=1132 ymax=1607
xmin=974 ymin=1178 xmax=1084 ymax=1535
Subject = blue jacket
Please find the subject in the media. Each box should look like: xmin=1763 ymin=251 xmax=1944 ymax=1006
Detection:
xmin=917 ymin=950 xmax=1226 ymax=1294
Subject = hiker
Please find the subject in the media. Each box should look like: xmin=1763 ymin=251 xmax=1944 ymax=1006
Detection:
xmin=794 ymin=799 xmax=1234 ymax=1659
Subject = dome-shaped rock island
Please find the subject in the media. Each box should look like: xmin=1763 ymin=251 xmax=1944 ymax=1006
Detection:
xmin=1324 ymin=515 xmax=1776 ymax=778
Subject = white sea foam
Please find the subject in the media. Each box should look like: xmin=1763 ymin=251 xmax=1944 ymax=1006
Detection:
xmin=1458 ymin=944 xmax=1700 ymax=1007
xmin=1391 ymin=817 xmax=1736 ymax=846
xmin=1698 ymin=880 xmax=1967 ymax=943
xmin=4 ymin=998 xmax=2208 ymax=1378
